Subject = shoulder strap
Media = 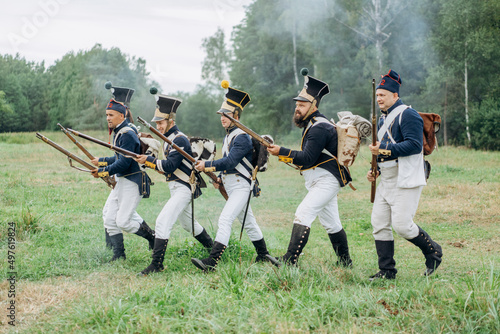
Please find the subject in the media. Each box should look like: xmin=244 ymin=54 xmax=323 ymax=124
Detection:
xmin=223 ymin=128 xmax=252 ymax=179
xmin=114 ymin=125 xmax=136 ymax=147
xmin=377 ymin=104 xmax=408 ymax=142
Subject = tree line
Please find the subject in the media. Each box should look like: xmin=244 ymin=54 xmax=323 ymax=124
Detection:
xmin=0 ymin=0 xmax=498 ymax=150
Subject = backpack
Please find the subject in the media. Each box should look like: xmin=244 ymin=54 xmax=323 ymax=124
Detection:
xmin=418 ymin=112 xmax=441 ymax=155
xmin=189 ymin=137 xmax=216 ymax=162
xmin=251 ymin=135 xmax=273 ymax=172
xmin=332 ymin=112 xmax=372 ymax=167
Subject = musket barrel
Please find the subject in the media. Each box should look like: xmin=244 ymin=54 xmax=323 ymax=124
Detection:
xmin=67 ymin=129 xmax=139 ymax=159
xmin=36 ymin=132 xmax=116 ymax=189
xmin=217 ymin=111 xmax=272 ymax=148
xmin=137 ymin=116 xmax=229 ymax=200
xmin=137 ymin=117 xmax=196 ymax=163
xmin=58 ymin=123 xmax=95 ymax=160
xmin=370 ymin=79 xmax=377 ymax=203
xmin=36 ymin=132 xmax=95 ymax=169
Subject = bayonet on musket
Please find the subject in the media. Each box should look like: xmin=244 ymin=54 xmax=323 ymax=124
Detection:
xmin=35 ymin=133 xmax=116 ymax=188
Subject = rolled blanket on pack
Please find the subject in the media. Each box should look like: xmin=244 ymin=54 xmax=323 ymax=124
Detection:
xmin=337 ymin=111 xmax=372 ymax=138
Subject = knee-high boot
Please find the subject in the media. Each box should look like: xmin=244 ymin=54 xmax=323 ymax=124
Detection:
xmin=109 ymin=233 xmax=126 ymax=261
xmin=328 ymin=229 xmax=353 ymax=267
xmin=194 ymin=228 xmax=214 ymax=252
xmin=407 ymin=226 xmax=443 ymax=276
xmin=139 ymin=238 xmax=168 ymax=276
xmin=134 ymin=221 xmax=155 ymax=250
xmin=191 ymin=242 xmax=226 ymax=272
xmin=252 ymin=238 xmax=280 ymax=267
xmin=369 ymin=240 xmax=397 ymax=281
xmin=279 ymin=224 xmax=310 ymax=266
xmin=105 ymin=228 xmax=112 ymax=250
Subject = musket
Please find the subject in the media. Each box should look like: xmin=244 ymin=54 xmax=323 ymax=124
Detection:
xmin=218 ymin=111 xmax=299 ymax=170
xmin=370 ymin=79 xmax=377 ymax=203
xmin=217 ymin=111 xmax=272 ymax=147
xmin=66 ymin=129 xmax=140 ymax=159
xmin=35 ymin=133 xmax=116 ymax=189
xmin=58 ymin=123 xmax=95 ymax=160
xmin=137 ymin=116 xmax=228 ymax=200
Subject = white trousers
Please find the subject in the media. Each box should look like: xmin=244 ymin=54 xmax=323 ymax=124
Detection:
xmin=215 ymin=174 xmax=263 ymax=246
xmin=155 ymin=182 xmax=204 ymax=240
xmin=293 ymin=168 xmax=343 ymax=234
xmin=371 ymin=165 xmax=422 ymax=240
xmin=103 ymin=177 xmax=143 ymax=236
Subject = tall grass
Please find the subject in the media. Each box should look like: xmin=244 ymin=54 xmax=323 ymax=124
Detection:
xmin=0 ymin=131 xmax=499 ymax=333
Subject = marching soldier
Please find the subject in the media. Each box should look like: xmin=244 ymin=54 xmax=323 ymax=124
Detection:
xmin=191 ymin=81 xmax=279 ymax=271
xmin=90 ymin=85 xmax=155 ymax=261
xmin=134 ymin=92 xmax=214 ymax=275
xmin=267 ymin=69 xmax=353 ymax=267
xmin=367 ymin=70 xmax=442 ymax=280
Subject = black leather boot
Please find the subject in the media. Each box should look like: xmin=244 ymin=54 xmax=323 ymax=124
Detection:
xmin=139 ymin=238 xmax=168 ymax=276
xmin=194 ymin=228 xmax=214 ymax=252
xmin=328 ymin=229 xmax=353 ymax=267
xmin=279 ymin=224 xmax=310 ymax=266
xmin=105 ymin=228 xmax=112 ymax=250
xmin=407 ymin=226 xmax=443 ymax=276
xmin=191 ymin=242 xmax=226 ymax=272
xmin=252 ymin=238 xmax=281 ymax=267
xmin=369 ymin=240 xmax=397 ymax=281
xmin=109 ymin=233 xmax=126 ymax=261
xmin=135 ymin=221 xmax=155 ymax=250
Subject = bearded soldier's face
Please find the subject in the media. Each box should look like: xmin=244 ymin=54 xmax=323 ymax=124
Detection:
xmin=293 ymin=101 xmax=313 ymax=128
xmin=106 ymin=110 xmax=125 ymax=129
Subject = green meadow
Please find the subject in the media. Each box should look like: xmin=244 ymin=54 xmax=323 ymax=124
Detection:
xmin=0 ymin=131 xmax=499 ymax=333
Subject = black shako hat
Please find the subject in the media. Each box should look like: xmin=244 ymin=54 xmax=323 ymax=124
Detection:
xmin=104 ymin=81 xmax=134 ymax=105
xmin=293 ymin=68 xmax=330 ymax=107
xmin=149 ymin=87 xmax=182 ymax=122
xmin=376 ymin=69 xmax=402 ymax=95
xmin=218 ymin=80 xmax=250 ymax=118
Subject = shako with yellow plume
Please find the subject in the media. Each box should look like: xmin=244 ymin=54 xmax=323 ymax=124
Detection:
xmin=218 ymin=80 xmax=251 ymax=118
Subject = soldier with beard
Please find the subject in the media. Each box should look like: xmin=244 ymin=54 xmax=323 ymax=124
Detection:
xmin=267 ymin=69 xmax=353 ymax=267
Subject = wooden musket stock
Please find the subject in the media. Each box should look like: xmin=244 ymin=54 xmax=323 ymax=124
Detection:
xmin=370 ymin=79 xmax=377 ymax=203
xmin=67 ymin=129 xmax=140 ymax=159
xmin=217 ymin=111 xmax=273 ymax=148
xmin=35 ymin=132 xmax=115 ymax=189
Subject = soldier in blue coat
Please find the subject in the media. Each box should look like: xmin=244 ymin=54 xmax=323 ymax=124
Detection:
xmin=267 ymin=69 xmax=353 ymax=267
xmin=191 ymin=81 xmax=279 ymax=271
xmin=135 ymin=92 xmax=213 ymax=275
xmin=90 ymin=94 xmax=154 ymax=262
xmin=367 ymin=70 xmax=443 ymax=280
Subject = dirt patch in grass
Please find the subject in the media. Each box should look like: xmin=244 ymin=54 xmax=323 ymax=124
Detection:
xmin=0 ymin=272 xmax=130 ymax=331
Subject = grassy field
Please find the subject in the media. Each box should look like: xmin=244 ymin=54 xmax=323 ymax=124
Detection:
xmin=0 ymin=131 xmax=499 ymax=333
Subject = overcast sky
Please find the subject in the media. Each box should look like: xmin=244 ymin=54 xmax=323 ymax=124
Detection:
xmin=1 ymin=0 xmax=252 ymax=93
